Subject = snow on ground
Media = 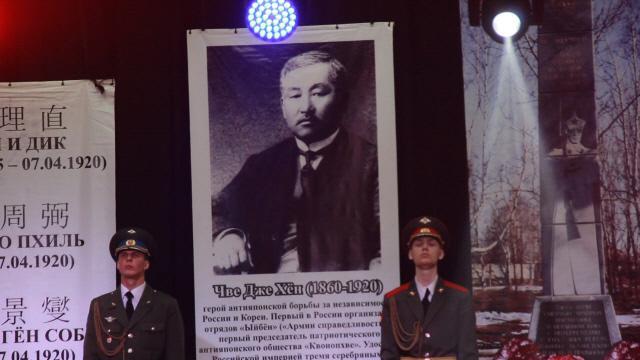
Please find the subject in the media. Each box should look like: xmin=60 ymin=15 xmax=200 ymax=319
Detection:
xmin=618 ymin=310 xmax=640 ymax=327
xmin=476 ymin=311 xmax=532 ymax=326
xmin=477 ymin=310 xmax=640 ymax=328
xmin=473 ymin=285 xmax=543 ymax=292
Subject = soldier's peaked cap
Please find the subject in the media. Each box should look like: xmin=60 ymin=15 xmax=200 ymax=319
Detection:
xmin=109 ymin=227 xmax=156 ymax=261
xmin=402 ymin=216 xmax=449 ymax=250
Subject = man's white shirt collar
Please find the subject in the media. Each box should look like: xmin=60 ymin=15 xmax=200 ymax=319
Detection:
xmin=295 ymin=129 xmax=340 ymax=170
xmin=121 ymin=282 xmax=146 ymax=310
xmin=415 ymin=275 xmax=437 ymax=302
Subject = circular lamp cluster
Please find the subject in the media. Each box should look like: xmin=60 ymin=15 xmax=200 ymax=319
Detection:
xmin=247 ymin=0 xmax=298 ymax=42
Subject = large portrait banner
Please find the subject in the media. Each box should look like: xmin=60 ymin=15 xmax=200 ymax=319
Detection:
xmin=0 ymin=80 xmax=116 ymax=359
xmin=188 ymin=23 xmax=398 ymax=359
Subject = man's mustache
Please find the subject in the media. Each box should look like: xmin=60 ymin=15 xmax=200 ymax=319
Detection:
xmin=295 ymin=116 xmax=319 ymax=125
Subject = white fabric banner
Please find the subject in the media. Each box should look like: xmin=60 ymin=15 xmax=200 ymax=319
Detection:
xmin=188 ymin=23 xmax=398 ymax=359
xmin=0 ymin=80 xmax=116 ymax=359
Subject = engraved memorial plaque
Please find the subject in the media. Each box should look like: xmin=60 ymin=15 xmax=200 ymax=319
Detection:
xmin=538 ymin=34 xmax=594 ymax=94
xmin=529 ymin=296 xmax=621 ymax=360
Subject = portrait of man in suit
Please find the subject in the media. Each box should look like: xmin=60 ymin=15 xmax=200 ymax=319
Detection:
xmin=209 ymin=48 xmax=380 ymax=274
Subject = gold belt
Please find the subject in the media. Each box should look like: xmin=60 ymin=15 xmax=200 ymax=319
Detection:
xmin=400 ymin=357 xmax=456 ymax=360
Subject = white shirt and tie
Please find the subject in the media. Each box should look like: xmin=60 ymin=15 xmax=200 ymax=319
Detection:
xmin=293 ymin=129 xmax=339 ymax=173
xmin=415 ymin=276 xmax=437 ymax=311
xmin=121 ymin=283 xmax=145 ymax=316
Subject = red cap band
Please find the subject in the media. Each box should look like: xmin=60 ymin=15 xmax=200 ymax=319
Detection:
xmin=411 ymin=227 xmax=441 ymax=240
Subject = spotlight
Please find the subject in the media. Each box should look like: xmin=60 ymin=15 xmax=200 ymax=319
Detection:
xmin=246 ymin=0 xmax=298 ymax=42
xmin=469 ymin=0 xmax=543 ymax=43
xmin=492 ymin=11 xmax=521 ymax=38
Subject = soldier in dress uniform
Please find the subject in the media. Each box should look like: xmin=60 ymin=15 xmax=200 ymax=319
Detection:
xmin=380 ymin=216 xmax=478 ymax=360
xmin=83 ymin=227 xmax=185 ymax=359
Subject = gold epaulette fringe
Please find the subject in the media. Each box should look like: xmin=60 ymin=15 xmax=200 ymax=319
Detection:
xmin=389 ymin=297 xmax=422 ymax=351
xmin=92 ymin=301 xmax=130 ymax=357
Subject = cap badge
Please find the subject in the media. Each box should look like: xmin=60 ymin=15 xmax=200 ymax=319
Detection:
xmin=125 ymin=239 xmax=136 ymax=246
xmin=419 ymin=217 xmax=430 ymax=224
xmin=127 ymin=229 xmax=136 ymax=234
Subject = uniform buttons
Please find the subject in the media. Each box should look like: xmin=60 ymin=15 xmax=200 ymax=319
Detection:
xmin=151 ymin=326 xmax=155 ymax=331
xmin=424 ymin=352 xmax=430 ymax=357
xmin=127 ymin=348 xmax=133 ymax=353
xmin=425 ymin=332 xmax=431 ymax=338
xmin=128 ymin=333 xmax=134 ymax=338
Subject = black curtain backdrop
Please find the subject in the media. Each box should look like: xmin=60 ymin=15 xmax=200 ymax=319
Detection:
xmin=0 ymin=1 xmax=469 ymax=358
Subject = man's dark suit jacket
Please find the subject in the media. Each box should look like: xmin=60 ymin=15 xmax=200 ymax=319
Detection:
xmin=212 ymin=129 xmax=380 ymax=273
xmin=83 ymin=286 xmax=185 ymax=360
xmin=380 ymin=278 xmax=478 ymax=359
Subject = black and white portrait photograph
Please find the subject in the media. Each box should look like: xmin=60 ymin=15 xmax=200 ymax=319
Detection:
xmin=206 ymin=41 xmax=381 ymax=274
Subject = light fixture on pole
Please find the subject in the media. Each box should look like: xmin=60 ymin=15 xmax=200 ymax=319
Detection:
xmin=246 ymin=0 xmax=298 ymax=42
xmin=469 ymin=0 xmax=543 ymax=43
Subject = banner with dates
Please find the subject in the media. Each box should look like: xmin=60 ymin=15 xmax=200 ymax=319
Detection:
xmin=188 ymin=24 xmax=398 ymax=359
xmin=0 ymin=80 xmax=116 ymax=359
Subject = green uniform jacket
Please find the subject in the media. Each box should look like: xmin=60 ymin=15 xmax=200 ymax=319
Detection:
xmin=83 ymin=286 xmax=185 ymax=360
xmin=380 ymin=278 xmax=478 ymax=359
